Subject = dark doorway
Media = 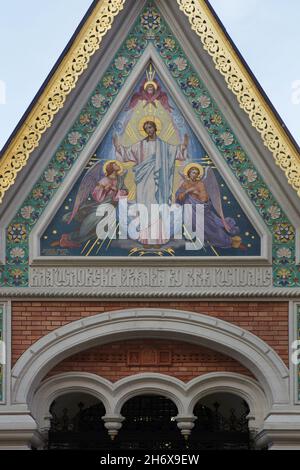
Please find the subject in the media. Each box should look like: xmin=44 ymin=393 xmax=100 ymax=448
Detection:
xmin=47 ymin=392 xmax=253 ymax=451
xmin=189 ymin=393 xmax=252 ymax=450
xmin=47 ymin=393 xmax=111 ymax=450
xmin=114 ymin=395 xmax=185 ymax=451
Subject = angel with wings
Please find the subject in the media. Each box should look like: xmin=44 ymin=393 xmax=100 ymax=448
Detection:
xmin=52 ymin=160 xmax=128 ymax=249
xmin=127 ymin=64 xmax=173 ymax=113
xmin=176 ymin=163 xmax=244 ymax=250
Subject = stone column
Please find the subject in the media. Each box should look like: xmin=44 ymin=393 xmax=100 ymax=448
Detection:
xmin=255 ymin=410 xmax=300 ymax=450
xmin=0 ymin=407 xmax=37 ymax=450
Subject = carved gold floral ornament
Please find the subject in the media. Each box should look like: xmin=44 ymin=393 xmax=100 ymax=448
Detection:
xmin=0 ymin=0 xmax=126 ymax=204
xmin=0 ymin=0 xmax=299 ymax=207
xmin=177 ymin=0 xmax=300 ymax=197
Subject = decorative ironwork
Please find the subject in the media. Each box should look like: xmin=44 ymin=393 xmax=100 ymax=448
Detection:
xmin=47 ymin=395 xmax=252 ymax=451
xmin=177 ymin=0 xmax=300 ymax=197
xmin=190 ymin=400 xmax=252 ymax=450
xmin=48 ymin=400 xmax=111 ymax=450
xmin=115 ymin=395 xmax=186 ymax=451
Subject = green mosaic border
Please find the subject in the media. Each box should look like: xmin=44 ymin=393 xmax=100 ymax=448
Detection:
xmin=2 ymin=1 xmax=298 ymax=288
xmin=0 ymin=305 xmax=3 ymax=402
xmin=297 ymin=304 xmax=300 ymax=401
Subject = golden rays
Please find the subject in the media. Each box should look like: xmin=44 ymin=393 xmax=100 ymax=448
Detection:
xmin=129 ymin=247 xmax=175 ymax=257
xmin=161 ymin=122 xmax=176 ymax=142
xmin=125 ymin=123 xmax=139 ymax=142
xmin=85 ymin=238 xmax=99 ymax=257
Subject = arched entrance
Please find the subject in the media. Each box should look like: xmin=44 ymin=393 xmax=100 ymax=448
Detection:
xmin=47 ymin=393 xmax=111 ymax=450
xmin=114 ymin=395 xmax=185 ymax=451
xmin=13 ymin=309 xmax=289 ymax=408
xmin=12 ymin=308 xmax=289 ymax=449
xmin=189 ymin=393 xmax=252 ymax=450
xmin=45 ymin=390 xmax=252 ymax=451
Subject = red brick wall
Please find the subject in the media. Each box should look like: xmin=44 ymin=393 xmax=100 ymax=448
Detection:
xmin=46 ymin=339 xmax=254 ymax=382
xmin=12 ymin=301 xmax=289 ymax=366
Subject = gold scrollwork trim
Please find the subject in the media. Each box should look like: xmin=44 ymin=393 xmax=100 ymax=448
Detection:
xmin=1 ymin=0 xmax=299 ymax=204
xmin=0 ymin=0 xmax=126 ymax=204
xmin=177 ymin=0 xmax=300 ymax=197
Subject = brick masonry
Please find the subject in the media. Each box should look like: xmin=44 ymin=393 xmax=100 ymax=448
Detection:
xmin=46 ymin=339 xmax=254 ymax=382
xmin=11 ymin=301 xmax=289 ymax=370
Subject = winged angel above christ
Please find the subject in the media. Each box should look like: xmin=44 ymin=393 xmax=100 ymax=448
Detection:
xmin=48 ymin=59 xmax=249 ymax=255
xmin=126 ymin=64 xmax=173 ymax=113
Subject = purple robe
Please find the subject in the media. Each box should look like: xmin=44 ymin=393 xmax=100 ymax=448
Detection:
xmin=175 ymin=188 xmax=240 ymax=249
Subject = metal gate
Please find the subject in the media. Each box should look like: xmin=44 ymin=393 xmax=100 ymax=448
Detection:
xmin=47 ymin=395 xmax=251 ymax=451
xmin=114 ymin=395 xmax=185 ymax=451
xmin=48 ymin=401 xmax=111 ymax=450
xmin=189 ymin=401 xmax=252 ymax=450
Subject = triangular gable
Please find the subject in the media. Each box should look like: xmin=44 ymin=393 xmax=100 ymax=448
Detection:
xmin=0 ymin=0 xmax=299 ymax=204
xmin=178 ymin=0 xmax=300 ymax=196
xmin=0 ymin=1 xmax=299 ymax=292
xmin=39 ymin=64 xmax=261 ymax=258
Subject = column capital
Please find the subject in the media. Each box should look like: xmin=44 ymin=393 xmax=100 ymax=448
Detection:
xmin=175 ymin=415 xmax=197 ymax=439
xmin=102 ymin=414 xmax=125 ymax=440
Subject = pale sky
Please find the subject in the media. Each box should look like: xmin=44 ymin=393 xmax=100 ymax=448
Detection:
xmin=0 ymin=0 xmax=299 ymax=151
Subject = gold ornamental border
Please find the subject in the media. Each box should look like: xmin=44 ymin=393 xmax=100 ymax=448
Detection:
xmin=177 ymin=0 xmax=300 ymax=196
xmin=0 ymin=0 xmax=299 ymax=205
xmin=0 ymin=0 xmax=125 ymax=204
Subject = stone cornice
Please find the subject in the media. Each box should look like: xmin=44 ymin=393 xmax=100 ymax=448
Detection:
xmin=1 ymin=287 xmax=300 ymax=298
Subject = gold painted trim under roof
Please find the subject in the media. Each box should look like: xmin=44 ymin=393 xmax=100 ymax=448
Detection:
xmin=178 ymin=0 xmax=300 ymax=196
xmin=0 ymin=0 xmax=299 ymax=205
xmin=0 ymin=0 xmax=125 ymax=204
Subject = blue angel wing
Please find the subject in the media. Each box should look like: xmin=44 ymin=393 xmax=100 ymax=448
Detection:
xmin=68 ymin=161 xmax=102 ymax=224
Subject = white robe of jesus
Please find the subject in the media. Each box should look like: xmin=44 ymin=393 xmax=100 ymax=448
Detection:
xmin=116 ymin=137 xmax=187 ymax=245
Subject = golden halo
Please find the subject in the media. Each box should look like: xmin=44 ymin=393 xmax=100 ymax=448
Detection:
xmin=144 ymin=80 xmax=158 ymax=91
xmin=183 ymin=163 xmax=205 ymax=179
xmin=138 ymin=116 xmax=162 ymax=137
xmin=103 ymin=160 xmax=124 ymax=176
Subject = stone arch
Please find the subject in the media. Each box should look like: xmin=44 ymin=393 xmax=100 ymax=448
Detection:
xmin=32 ymin=371 xmax=267 ymax=436
xmin=32 ymin=373 xmax=115 ymax=431
xmin=186 ymin=372 xmax=268 ymax=431
xmin=112 ymin=374 xmax=185 ymax=415
xmin=12 ymin=309 xmax=289 ymax=407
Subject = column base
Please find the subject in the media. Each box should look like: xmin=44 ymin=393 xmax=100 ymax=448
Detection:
xmin=256 ymin=410 xmax=300 ymax=450
xmin=0 ymin=407 xmax=37 ymax=450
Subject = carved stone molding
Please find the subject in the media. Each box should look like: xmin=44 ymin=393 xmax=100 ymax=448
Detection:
xmin=29 ymin=266 xmax=273 ymax=290
xmin=1 ymin=265 xmax=295 ymax=297
xmin=12 ymin=309 xmax=289 ymax=405
xmin=32 ymin=372 xmax=268 ymax=432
